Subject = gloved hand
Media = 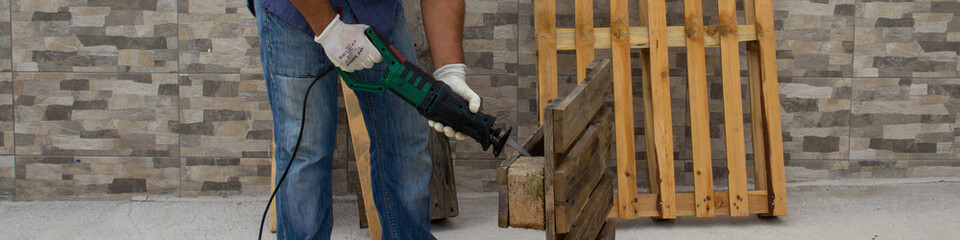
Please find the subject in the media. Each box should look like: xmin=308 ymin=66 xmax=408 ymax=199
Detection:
xmin=314 ymin=14 xmax=382 ymax=72
xmin=427 ymin=63 xmax=480 ymax=141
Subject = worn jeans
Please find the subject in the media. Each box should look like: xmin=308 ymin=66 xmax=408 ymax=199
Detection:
xmin=254 ymin=1 xmax=434 ymax=239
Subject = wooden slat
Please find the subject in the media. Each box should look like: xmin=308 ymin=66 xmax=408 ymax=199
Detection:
xmin=536 ymin=0 xmax=558 ymax=124
xmin=547 ymin=59 xmax=614 ymax=154
xmin=751 ymin=0 xmax=788 ymax=216
xmin=684 ymin=0 xmax=714 ymax=218
xmin=563 ymin=172 xmax=615 ymax=240
xmin=610 ymin=0 xmax=639 ymax=220
xmin=645 ymin=0 xmax=677 ymax=219
xmin=544 ymin=108 xmax=559 ymax=240
xmin=633 ymin=191 xmax=771 ymax=217
xmin=717 ymin=0 xmax=749 ymax=217
xmin=595 ymin=219 xmax=616 ymax=240
xmin=574 ymin=0 xmax=594 ymax=83
xmin=499 ymin=127 xmax=544 ymax=228
xmin=508 ymin=157 xmax=547 ymax=229
xmin=341 ymin=81 xmax=381 ymax=239
xmin=555 ymin=108 xmax=613 ymax=233
xmin=556 ymin=25 xmax=758 ymax=50
xmin=269 ymin=141 xmax=277 ymax=233
xmin=428 ymin=131 xmax=458 ymax=220
xmin=554 ymin=125 xmax=601 ymax=233
xmin=743 ymin=0 xmax=769 ymax=193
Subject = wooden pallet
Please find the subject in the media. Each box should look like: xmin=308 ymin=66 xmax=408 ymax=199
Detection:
xmin=533 ymin=0 xmax=787 ymax=223
xmin=499 ymin=59 xmax=617 ymax=240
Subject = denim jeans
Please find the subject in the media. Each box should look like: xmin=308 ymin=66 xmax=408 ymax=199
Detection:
xmin=254 ymin=1 xmax=434 ymax=239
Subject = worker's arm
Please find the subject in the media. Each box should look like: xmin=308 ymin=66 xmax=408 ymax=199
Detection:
xmin=288 ymin=0 xmax=337 ymax=35
xmin=289 ymin=0 xmax=382 ymax=72
xmin=421 ymin=0 xmax=479 ymax=140
xmin=421 ymin=0 xmax=465 ymax=69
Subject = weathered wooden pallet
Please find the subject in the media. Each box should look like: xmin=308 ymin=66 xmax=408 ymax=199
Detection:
xmin=499 ymin=59 xmax=616 ymax=240
xmin=532 ymin=0 xmax=787 ymax=225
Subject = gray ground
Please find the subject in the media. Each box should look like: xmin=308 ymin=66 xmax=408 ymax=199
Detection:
xmin=2 ymin=178 xmax=959 ymax=239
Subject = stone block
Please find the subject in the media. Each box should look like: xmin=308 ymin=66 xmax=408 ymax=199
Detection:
xmin=15 ymin=156 xmax=179 ymax=200
xmin=179 ymin=74 xmax=270 ymax=158
xmin=851 ymin=78 xmax=960 ymax=160
xmin=12 ymin=0 xmax=176 ymax=72
xmin=180 ymin=157 xmax=270 ymax=197
xmin=14 ymin=73 xmax=179 ymax=156
xmin=178 ymin=0 xmax=260 ymax=74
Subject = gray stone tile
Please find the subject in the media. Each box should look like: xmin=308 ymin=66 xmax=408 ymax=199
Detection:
xmin=178 ymin=74 xmax=271 ymax=158
xmin=180 ymin=157 xmax=270 ymax=197
xmin=178 ymin=0 xmax=260 ymax=74
xmin=785 ymin=160 xmax=850 ymax=182
xmin=14 ymin=73 xmax=179 ymax=156
xmin=774 ymin=0 xmax=855 ymax=78
xmin=15 ymin=156 xmax=179 ymax=200
xmin=0 ymin=0 xmax=11 ymax=72
xmin=453 ymin=159 xmax=498 ymax=192
xmin=778 ymin=78 xmax=852 ymax=160
xmin=851 ymin=78 xmax=960 ymax=160
xmin=12 ymin=0 xmax=179 ymax=72
xmin=463 ymin=0 xmax=518 ymax=75
xmin=848 ymin=160 xmax=960 ymax=179
xmin=0 ymin=156 xmax=12 ymax=199
xmin=0 ymin=73 xmax=11 ymax=155
xmin=855 ymin=1 xmax=960 ymax=77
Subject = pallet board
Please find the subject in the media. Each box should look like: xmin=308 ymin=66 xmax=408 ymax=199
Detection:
xmin=530 ymin=0 xmax=788 ymax=227
xmin=500 ymin=59 xmax=617 ymax=240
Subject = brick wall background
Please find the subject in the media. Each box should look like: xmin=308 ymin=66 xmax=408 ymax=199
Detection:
xmin=0 ymin=0 xmax=957 ymax=200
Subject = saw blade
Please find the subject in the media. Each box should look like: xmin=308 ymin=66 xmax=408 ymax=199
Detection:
xmin=506 ymin=138 xmax=532 ymax=157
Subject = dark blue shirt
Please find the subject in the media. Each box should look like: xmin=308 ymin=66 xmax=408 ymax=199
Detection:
xmin=249 ymin=0 xmax=400 ymax=37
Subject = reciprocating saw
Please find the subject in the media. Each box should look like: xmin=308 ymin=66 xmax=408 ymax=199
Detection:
xmin=336 ymin=27 xmax=526 ymax=157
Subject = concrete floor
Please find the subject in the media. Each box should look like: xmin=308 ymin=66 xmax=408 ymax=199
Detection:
xmin=2 ymin=178 xmax=959 ymax=239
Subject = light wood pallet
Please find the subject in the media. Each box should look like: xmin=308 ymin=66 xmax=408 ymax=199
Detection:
xmin=499 ymin=59 xmax=617 ymax=240
xmin=513 ymin=0 xmax=787 ymax=234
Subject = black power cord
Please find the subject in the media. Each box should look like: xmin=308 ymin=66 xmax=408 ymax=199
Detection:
xmin=259 ymin=66 xmax=335 ymax=239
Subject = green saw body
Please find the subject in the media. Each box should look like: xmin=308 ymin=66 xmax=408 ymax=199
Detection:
xmin=335 ymin=27 xmax=510 ymax=156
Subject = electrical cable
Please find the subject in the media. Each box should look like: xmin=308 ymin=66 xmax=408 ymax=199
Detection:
xmin=259 ymin=66 xmax=335 ymax=240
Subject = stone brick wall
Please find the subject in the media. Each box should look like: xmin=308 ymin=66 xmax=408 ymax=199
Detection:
xmin=0 ymin=0 xmax=957 ymax=200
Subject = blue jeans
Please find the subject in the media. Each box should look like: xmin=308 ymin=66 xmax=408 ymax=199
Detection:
xmin=254 ymin=1 xmax=434 ymax=239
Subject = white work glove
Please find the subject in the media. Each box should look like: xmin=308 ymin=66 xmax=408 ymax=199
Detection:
xmin=427 ymin=63 xmax=481 ymax=141
xmin=314 ymin=14 xmax=382 ymax=72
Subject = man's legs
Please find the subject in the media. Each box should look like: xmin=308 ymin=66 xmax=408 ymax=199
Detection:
xmin=255 ymin=0 xmax=339 ymax=239
xmin=340 ymin=6 xmax=435 ymax=240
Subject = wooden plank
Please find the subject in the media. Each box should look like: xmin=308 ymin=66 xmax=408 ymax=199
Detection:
xmin=544 ymin=108 xmax=559 ymax=240
xmin=574 ymin=0 xmax=594 ymax=83
xmin=508 ymin=157 xmax=546 ymax=229
xmin=555 ymin=25 xmax=758 ymax=50
xmin=610 ymin=0 xmax=639 ymax=220
xmin=499 ymin=126 xmax=544 ymax=228
xmin=555 ymin=109 xmax=612 ymax=233
xmin=340 ymin=81 xmax=381 ymax=239
xmin=563 ymin=172 xmax=615 ymax=240
xmin=547 ymin=59 xmax=613 ymax=155
xmin=743 ymin=0 xmax=769 ymax=193
xmin=684 ymin=0 xmax=714 ymax=218
xmin=633 ymin=191 xmax=771 ymax=217
xmin=645 ymin=0 xmax=677 ymax=219
xmin=595 ymin=219 xmax=616 ymax=240
xmin=270 ymin=140 xmax=277 ymax=233
xmin=428 ymin=131 xmax=459 ymax=220
xmin=717 ymin=0 xmax=749 ymax=217
xmin=536 ymin=0 xmax=558 ymax=123
xmin=751 ymin=0 xmax=787 ymax=216
xmin=639 ymin=49 xmax=660 ymax=210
